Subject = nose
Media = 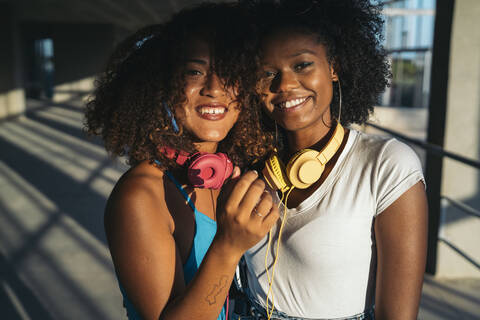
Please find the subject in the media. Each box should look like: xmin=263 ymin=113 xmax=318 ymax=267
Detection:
xmin=270 ymin=71 xmax=298 ymax=93
xmin=200 ymin=72 xmax=225 ymax=97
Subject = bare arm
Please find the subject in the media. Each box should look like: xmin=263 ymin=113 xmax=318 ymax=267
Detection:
xmin=374 ymin=181 xmax=428 ymax=320
xmin=106 ymin=168 xmax=278 ymax=320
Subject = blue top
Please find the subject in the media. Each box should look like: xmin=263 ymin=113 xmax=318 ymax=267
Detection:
xmin=119 ymin=169 xmax=226 ymax=320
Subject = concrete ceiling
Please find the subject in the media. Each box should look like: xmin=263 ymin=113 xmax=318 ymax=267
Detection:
xmin=8 ymin=0 xmax=208 ymax=31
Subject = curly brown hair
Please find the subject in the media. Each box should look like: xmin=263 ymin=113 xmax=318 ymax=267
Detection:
xmin=84 ymin=2 xmax=274 ymax=170
xmin=242 ymin=0 xmax=391 ymax=128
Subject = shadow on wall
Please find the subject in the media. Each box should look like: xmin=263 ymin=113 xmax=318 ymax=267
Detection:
xmin=1 ymin=18 xmax=118 ymax=119
xmin=0 ymin=94 xmax=128 ymax=319
xmin=436 ymin=83 xmax=480 ymax=275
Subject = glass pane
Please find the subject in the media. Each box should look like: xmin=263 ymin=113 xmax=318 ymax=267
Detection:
xmin=380 ymin=0 xmax=436 ymax=108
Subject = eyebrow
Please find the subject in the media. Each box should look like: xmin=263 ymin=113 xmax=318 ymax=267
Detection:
xmin=290 ymin=49 xmax=317 ymax=57
xmin=185 ymin=58 xmax=208 ymax=65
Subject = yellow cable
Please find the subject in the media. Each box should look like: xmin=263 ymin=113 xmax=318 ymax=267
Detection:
xmin=264 ymin=187 xmax=294 ymax=320
xmin=264 ymin=191 xmax=285 ymax=290
xmin=264 ymin=190 xmax=285 ymax=317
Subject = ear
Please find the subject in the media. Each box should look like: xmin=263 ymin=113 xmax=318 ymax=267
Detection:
xmin=330 ymin=66 xmax=338 ymax=82
xmin=329 ymin=61 xmax=339 ymax=81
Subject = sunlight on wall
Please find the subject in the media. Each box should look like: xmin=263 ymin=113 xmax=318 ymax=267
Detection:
xmin=0 ymin=89 xmax=26 ymax=119
xmin=53 ymin=77 xmax=96 ymax=103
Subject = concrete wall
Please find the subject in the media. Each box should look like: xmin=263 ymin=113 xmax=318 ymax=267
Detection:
xmin=436 ymin=0 xmax=480 ymax=278
xmin=0 ymin=3 xmax=26 ymax=119
xmin=53 ymin=23 xmax=115 ymax=102
xmin=1 ymin=12 xmax=116 ymax=120
xmin=21 ymin=23 xmax=116 ymax=103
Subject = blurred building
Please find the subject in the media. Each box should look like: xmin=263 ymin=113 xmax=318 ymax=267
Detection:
xmin=370 ymin=0 xmax=480 ymax=278
xmin=382 ymin=0 xmax=435 ymax=109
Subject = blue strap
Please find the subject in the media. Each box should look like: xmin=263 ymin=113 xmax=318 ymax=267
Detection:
xmin=155 ymin=160 xmax=197 ymax=213
xmin=163 ymin=101 xmax=179 ymax=133
xmin=166 ymin=171 xmax=197 ymax=213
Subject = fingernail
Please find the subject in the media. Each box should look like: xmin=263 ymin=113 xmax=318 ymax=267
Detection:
xmin=232 ymin=166 xmax=241 ymax=178
xmin=252 ymin=170 xmax=258 ymax=175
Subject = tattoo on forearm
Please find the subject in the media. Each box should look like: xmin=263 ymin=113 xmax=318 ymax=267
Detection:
xmin=205 ymin=275 xmax=228 ymax=305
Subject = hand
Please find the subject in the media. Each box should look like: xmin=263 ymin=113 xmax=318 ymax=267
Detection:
xmin=215 ymin=170 xmax=279 ymax=256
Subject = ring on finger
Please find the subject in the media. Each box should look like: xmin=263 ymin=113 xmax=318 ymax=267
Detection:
xmin=253 ymin=207 xmax=263 ymax=217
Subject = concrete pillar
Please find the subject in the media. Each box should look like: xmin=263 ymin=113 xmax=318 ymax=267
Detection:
xmin=0 ymin=3 xmax=26 ymax=119
xmin=436 ymin=0 xmax=480 ymax=277
xmin=51 ymin=24 xmax=116 ymax=102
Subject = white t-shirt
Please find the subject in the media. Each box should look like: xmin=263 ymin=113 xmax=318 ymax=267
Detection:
xmin=244 ymin=129 xmax=425 ymax=319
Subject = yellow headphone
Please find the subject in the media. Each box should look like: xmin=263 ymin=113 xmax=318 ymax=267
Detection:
xmin=260 ymin=122 xmax=344 ymax=320
xmin=261 ymin=78 xmax=344 ymax=320
xmin=262 ymin=122 xmax=345 ymax=191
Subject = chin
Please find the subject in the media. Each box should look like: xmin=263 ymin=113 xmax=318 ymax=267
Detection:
xmin=196 ymin=132 xmax=229 ymax=143
xmin=276 ymin=118 xmax=301 ymax=129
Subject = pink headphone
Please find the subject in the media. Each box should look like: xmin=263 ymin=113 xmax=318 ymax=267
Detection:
xmin=160 ymin=146 xmax=234 ymax=189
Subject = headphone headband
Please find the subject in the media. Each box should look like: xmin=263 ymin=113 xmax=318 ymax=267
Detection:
xmin=263 ymin=122 xmax=345 ymax=190
xmin=315 ymin=123 xmax=344 ymax=165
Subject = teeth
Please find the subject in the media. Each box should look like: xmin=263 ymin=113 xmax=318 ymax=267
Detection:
xmin=199 ymin=107 xmax=226 ymax=115
xmin=275 ymin=97 xmax=307 ymax=109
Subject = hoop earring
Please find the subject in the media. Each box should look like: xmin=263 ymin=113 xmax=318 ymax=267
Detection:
xmin=163 ymin=101 xmax=179 ymax=133
xmin=274 ymin=121 xmax=279 ymax=147
xmin=336 ymin=79 xmax=342 ymax=125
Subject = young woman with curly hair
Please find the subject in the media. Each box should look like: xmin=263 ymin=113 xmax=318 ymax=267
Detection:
xmin=84 ymin=3 xmax=279 ymax=320
xmin=234 ymin=1 xmax=428 ymax=319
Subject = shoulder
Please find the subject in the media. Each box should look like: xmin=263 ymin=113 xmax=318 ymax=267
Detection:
xmin=350 ymin=130 xmax=423 ymax=172
xmin=350 ymin=131 xmax=425 ymax=215
xmin=105 ymin=161 xmax=174 ymax=235
xmin=109 ymin=161 xmax=166 ymax=207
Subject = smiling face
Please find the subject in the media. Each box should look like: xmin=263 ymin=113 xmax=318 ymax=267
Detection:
xmin=176 ymin=38 xmax=240 ymax=148
xmin=259 ymin=29 xmax=338 ymax=142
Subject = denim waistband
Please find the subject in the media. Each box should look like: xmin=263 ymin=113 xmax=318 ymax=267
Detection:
xmin=233 ymin=289 xmax=375 ymax=320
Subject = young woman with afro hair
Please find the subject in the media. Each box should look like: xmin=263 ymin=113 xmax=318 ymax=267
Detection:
xmin=233 ymin=1 xmax=428 ymax=319
xmin=85 ymin=3 xmax=280 ymax=320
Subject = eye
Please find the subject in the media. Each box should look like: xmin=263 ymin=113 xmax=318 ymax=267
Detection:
xmin=185 ymin=69 xmax=203 ymax=76
xmin=294 ymin=61 xmax=313 ymax=71
xmin=263 ymin=70 xmax=277 ymax=79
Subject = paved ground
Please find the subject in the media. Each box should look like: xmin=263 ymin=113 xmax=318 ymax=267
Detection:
xmin=420 ymin=275 xmax=480 ymax=319
xmin=0 ymin=96 xmax=479 ymax=319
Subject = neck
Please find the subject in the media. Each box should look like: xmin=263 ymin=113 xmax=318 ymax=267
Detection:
xmin=287 ymin=118 xmax=336 ymax=153
xmin=194 ymin=141 xmax=219 ymax=153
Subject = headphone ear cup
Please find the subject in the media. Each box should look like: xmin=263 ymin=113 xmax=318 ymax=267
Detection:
xmin=286 ymin=149 xmax=325 ymax=189
xmin=262 ymin=154 xmax=291 ymax=192
xmin=217 ymin=152 xmax=234 ymax=184
xmin=187 ymin=153 xmax=232 ymax=189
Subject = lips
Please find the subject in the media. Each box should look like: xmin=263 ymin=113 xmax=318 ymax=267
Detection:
xmin=273 ymin=96 xmax=311 ymax=111
xmin=195 ymin=104 xmax=228 ymax=120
